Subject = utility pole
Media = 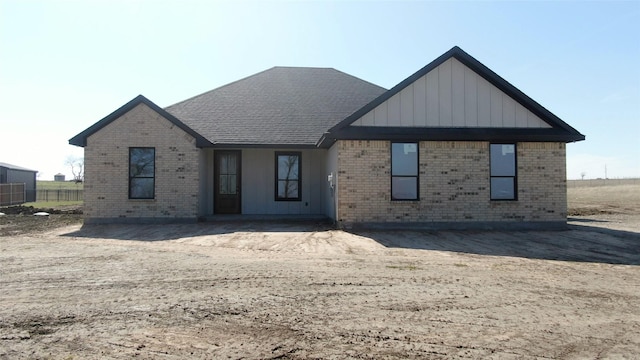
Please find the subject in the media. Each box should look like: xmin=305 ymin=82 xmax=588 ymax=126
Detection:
xmin=605 ymin=164 xmax=608 ymax=180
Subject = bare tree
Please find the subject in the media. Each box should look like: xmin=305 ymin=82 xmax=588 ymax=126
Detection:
xmin=65 ymin=156 xmax=84 ymax=183
xmin=282 ymin=155 xmax=298 ymax=198
xmin=580 ymin=171 xmax=586 ymax=180
xmin=277 ymin=155 xmax=299 ymax=198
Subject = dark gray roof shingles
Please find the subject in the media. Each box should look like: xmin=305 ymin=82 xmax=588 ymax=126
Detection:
xmin=164 ymin=67 xmax=387 ymax=146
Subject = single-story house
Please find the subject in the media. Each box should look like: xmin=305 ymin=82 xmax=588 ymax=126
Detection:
xmin=0 ymin=162 xmax=38 ymax=204
xmin=69 ymin=46 xmax=584 ymax=228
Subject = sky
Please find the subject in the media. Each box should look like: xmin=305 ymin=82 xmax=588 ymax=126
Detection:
xmin=0 ymin=0 xmax=638 ymax=180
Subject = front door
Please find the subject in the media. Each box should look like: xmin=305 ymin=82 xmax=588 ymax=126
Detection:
xmin=214 ymin=151 xmax=241 ymax=214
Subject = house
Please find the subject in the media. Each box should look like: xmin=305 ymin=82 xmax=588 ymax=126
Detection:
xmin=0 ymin=162 xmax=38 ymax=205
xmin=69 ymin=46 xmax=584 ymax=228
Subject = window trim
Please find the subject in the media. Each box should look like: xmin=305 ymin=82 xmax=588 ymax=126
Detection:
xmin=391 ymin=142 xmax=419 ymax=201
xmin=274 ymin=151 xmax=302 ymax=201
xmin=128 ymin=147 xmax=156 ymax=200
xmin=490 ymin=143 xmax=518 ymax=201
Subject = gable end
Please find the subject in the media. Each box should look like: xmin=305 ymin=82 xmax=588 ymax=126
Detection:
xmin=322 ymin=46 xmax=584 ymax=146
xmin=69 ymin=95 xmax=212 ymax=147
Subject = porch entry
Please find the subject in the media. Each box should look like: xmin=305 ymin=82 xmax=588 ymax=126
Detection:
xmin=214 ymin=150 xmax=241 ymax=214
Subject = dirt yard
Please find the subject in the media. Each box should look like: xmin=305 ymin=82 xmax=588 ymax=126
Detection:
xmin=1 ymin=184 xmax=639 ymax=359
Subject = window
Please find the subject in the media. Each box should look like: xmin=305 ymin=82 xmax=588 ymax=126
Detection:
xmin=129 ymin=147 xmax=155 ymax=199
xmin=391 ymin=142 xmax=418 ymax=200
xmin=275 ymin=152 xmax=301 ymax=201
xmin=490 ymin=144 xmax=517 ymax=200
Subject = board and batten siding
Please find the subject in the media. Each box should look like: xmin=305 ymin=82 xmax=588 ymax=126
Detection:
xmin=198 ymin=149 xmax=214 ymax=217
xmin=200 ymin=148 xmax=328 ymax=215
xmin=352 ymin=58 xmax=551 ymax=129
xmin=242 ymin=148 xmax=326 ymax=215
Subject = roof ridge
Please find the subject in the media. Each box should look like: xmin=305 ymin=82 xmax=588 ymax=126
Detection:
xmin=166 ymin=67 xmax=352 ymax=110
xmin=165 ymin=67 xmax=279 ymax=110
xmin=271 ymin=66 xmax=334 ymax=69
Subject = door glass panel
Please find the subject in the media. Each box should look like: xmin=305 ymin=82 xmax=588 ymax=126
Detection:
xmin=219 ymin=175 xmax=228 ymax=194
xmin=220 ymin=155 xmax=228 ymax=174
xmin=228 ymin=155 xmax=236 ymax=175
xmin=219 ymin=153 xmax=238 ymax=195
xmin=215 ymin=151 xmax=241 ymax=214
xmin=228 ymin=175 xmax=236 ymax=194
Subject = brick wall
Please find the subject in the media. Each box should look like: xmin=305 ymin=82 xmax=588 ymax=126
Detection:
xmin=83 ymin=103 xmax=200 ymax=223
xmin=336 ymin=140 xmax=566 ymax=225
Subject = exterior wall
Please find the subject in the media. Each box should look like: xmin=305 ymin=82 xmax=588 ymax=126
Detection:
xmin=352 ymin=58 xmax=550 ymax=129
xmin=84 ymin=103 xmax=200 ymax=223
xmin=4 ymin=168 xmax=37 ymax=202
xmin=199 ymin=148 xmax=328 ymax=215
xmin=336 ymin=140 xmax=567 ymax=227
xmin=324 ymin=143 xmax=339 ymax=220
xmin=198 ymin=149 xmax=214 ymax=216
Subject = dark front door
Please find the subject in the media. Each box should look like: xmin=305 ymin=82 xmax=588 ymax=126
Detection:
xmin=214 ymin=151 xmax=241 ymax=214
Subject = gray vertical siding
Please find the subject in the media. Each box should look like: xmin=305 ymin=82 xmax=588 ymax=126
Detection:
xmin=4 ymin=168 xmax=37 ymax=202
xmin=200 ymin=148 xmax=329 ymax=216
xmin=242 ymin=148 xmax=326 ymax=215
xmin=198 ymin=149 xmax=214 ymax=216
xmin=352 ymin=58 xmax=551 ymax=129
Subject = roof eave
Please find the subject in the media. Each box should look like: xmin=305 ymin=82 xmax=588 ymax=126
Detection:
xmin=199 ymin=143 xmax=320 ymax=149
xmin=330 ymin=126 xmax=585 ymax=143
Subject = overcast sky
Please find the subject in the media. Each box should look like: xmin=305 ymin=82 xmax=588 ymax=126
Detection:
xmin=1 ymin=0 xmax=638 ymax=180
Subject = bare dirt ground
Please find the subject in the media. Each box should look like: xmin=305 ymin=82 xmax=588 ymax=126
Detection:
xmin=0 ymin=205 xmax=82 ymax=237
xmin=1 ymin=184 xmax=639 ymax=359
xmin=567 ymin=182 xmax=640 ymax=234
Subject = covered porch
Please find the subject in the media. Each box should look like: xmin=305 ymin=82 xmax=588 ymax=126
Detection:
xmin=197 ymin=147 xmax=336 ymax=220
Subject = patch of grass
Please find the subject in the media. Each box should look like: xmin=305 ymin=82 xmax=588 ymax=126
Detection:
xmin=453 ymin=263 xmax=468 ymax=267
xmin=37 ymin=181 xmax=83 ymax=190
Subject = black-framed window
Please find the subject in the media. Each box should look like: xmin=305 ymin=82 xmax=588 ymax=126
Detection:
xmin=275 ymin=152 xmax=301 ymax=201
xmin=490 ymin=144 xmax=517 ymax=200
xmin=391 ymin=142 xmax=419 ymax=200
xmin=129 ymin=147 xmax=155 ymax=199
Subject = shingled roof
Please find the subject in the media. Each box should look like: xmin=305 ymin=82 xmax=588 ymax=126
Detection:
xmin=70 ymin=47 xmax=583 ymax=149
xmin=165 ymin=67 xmax=387 ymax=147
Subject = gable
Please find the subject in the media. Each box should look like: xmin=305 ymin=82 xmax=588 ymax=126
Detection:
xmin=84 ymin=102 xmax=199 ymax=148
xmin=352 ymin=58 xmax=551 ymax=129
xmin=69 ymin=95 xmax=212 ymax=148
xmin=322 ymin=46 xmax=585 ymax=145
